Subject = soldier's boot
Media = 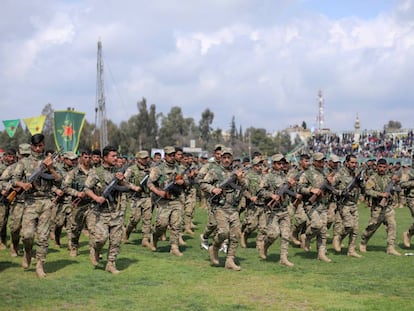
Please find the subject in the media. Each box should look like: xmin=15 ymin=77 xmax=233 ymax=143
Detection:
xmin=332 ymin=235 xmax=341 ymax=253
xmin=347 ymin=245 xmax=362 ymax=258
xmin=184 ymin=223 xmax=194 ymax=235
xmin=0 ymin=239 xmax=6 ymax=250
xmin=200 ymin=234 xmax=209 ymax=250
xmin=290 ymin=233 xmax=301 ymax=247
xmin=49 ymin=230 xmax=55 ymax=241
xmin=359 ymin=242 xmax=367 ymax=253
xmin=317 ymin=248 xmax=332 ymax=263
xmin=36 ymin=260 xmax=46 ymax=278
xmin=209 ymin=245 xmax=220 ymax=266
xmin=386 ymin=245 xmax=401 ymax=256
xmin=178 ymin=234 xmax=187 ymax=246
xmin=89 ymin=247 xmax=99 ymax=267
xmin=240 ymin=232 xmax=247 ymax=248
xmin=190 ymin=222 xmax=198 ymax=229
xmin=300 ymin=234 xmax=310 ymax=252
xmin=105 ymin=261 xmax=120 ymax=275
xmin=161 ymin=232 xmax=167 ymax=241
xmin=257 ymin=240 xmax=267 ymax=260
xmin=141 ymin=238 xmax=151 ymax=248
xmin=149 ymin=234 xmax=158 ymax=252
xmin=10 ymin=242 xmax=18 ymax=258
xmin=279 ymin=253 xmax=294 ymax=267
xmin=225 ymin=256 xmax=241 ymax=271
xmin=403 ymin=231 xmax=411 ymax=248
xmin=122 ymin=227 xmax=131 ymax=244
xmin=170 ymin=244 xmax=183 ymax=257
xmin=22 ymin=249 xmax=32 ymax=269
xmin=69 ymin=245 xmax=78 ymax=257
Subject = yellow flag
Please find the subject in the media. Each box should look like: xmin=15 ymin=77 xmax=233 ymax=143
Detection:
xmin=23 ymin=115 xmax=46 ymax=135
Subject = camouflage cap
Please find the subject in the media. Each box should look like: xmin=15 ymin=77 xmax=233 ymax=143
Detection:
xmin=19 ymin=143 xmax=31 ymax=155
xmin=329 ymin=154 xmax=340 ymax=163
xmin=221 ymin=147 xmax=233 ymax=156
xmin=271 ymin=153 xmax=285 ymax=162
xmin=164 ymin=146 xmax=175 ymax=155
xmin=313 ymin=152 xmax=325 ymax=161
xmin=135 ymin=150 xmax=149 ymax=159
xmin=252 ymin=156 xmax=263 ymax=165
xmin=214 ymin=144 xmax=225 ymax=151
xmin=63 ymin=151 xmax=78 ymax=160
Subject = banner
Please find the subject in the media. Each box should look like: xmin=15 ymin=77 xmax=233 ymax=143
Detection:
xmin=53 ymin=110 xmax=86 ymax=152
xmin=23 ymin=115 xmax=46 ymax=135
xmin=2 ymin=119 xmax=20 ymax=138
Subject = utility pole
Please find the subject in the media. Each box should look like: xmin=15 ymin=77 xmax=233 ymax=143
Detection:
xmin=95 ymin=39 xmax=108 ymax=151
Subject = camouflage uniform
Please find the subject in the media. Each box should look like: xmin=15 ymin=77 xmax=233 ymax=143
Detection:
xmin=0 ymin=159 xmax=12 ymax=248
xmin=399 ymin=168 xmax=414 ymax=247
xmin=84 ymin=165 xmax=130 ymax=270
xmin=123 ymin=162 xmax=152 ymax=246
xmin=0 ymin=162 xmax=19 ymax=254
xmin=183 ymin=164 xmax=197 ymax=235
xmin=360 ymin=170 xmax=400 ymax=255
xmin=62 ymin=163 xmax=92 ymax=255
xmin=298 ymin=161 xmax=331 ymax=262
xmin=200 ymin=157 xmax=246 ymax=270
xmin=12 ymin=151 xmax=61 ymax=274
xmin=260 ymin=165 xmax=294 ymax=266
xmin=147 ymin=158 xmax=186 ymax=255
xmin=241 ymin=167 xmax=266 ymax=250
xmin=332 ymin=165 xmax=362 ymax=257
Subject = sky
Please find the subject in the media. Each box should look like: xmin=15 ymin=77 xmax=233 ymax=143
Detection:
xmin=1 ymin=0 xmax=414 ymax=135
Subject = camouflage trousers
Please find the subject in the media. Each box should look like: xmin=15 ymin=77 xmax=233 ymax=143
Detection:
xmin=0 ymin=201 xmax=10 ymax=244
xmin=291 ymin=203 xmax=308 ymax=238
xmin=361 ymin=205 xmax=397 ymax=247
xmin=212 ymin=207 xmax=241 ymax=257
xmin=153 ymin=199 xmax=183 ymax=245
xmin=9 ymin=200 xmax=25 ymax=246
xmin=405 ymin=197 xmax=414 ymax=236
xmin=90 ymin=209 xmax=124 ymax=262
xmin=241 ymin=204 xmax=267 ymax=244
xmin=337 ymin=204 xmax=359 ymax=247
xmin=70 ymin=202 xmax=91 ymax=248
xmin=50 ymin=201 xmax=72 ymax=242
xmin=327 ymin=201 xmax=337 ymax=229
xmin=125 ymin=197 xmax=153 ymax=239
xmin=202 ymin=201 xmax=218 ymax=239
xmin=184 ymin=188 xmax=197 ymax=228
xmin=264 ymin=209 xmax=291 ymax=256
xmin=21 ymin=197 xmax=53 ymax=261
xmin=303 ymin=205 xmax=328 ymax=250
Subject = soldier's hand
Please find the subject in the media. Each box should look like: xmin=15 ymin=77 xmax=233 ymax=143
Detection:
xmin=311 ymin=188 xmax=322 ymax=196
xmin=250 ymin=196 xmax=258 ymax=202
xmin=21 ymin=183 xmax=32 ymax=192
xmin=77 ymin=192 xmax=86 ymax=198
xmin=96 ymin=196 xmax=106 ymax=204
xmin=271 ymin=194 xmax=280 ymax=201
xmin=212 ymin=187 xmax=222 ymax=195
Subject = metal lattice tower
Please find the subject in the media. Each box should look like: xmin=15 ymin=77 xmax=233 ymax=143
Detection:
xmin=316 ymin=90 xmax=325 ymax=132
xmin=95 ymin=39 xmax=108 ymax=151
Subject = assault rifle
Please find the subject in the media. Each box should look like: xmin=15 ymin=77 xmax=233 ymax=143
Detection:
xmin=337 ymin=168 xmax=365 ymax=205
xmin=308 ymin=180 xmax=337 ymax=204
xmin=267 ymin=171 xmax=304 ymax=209
xmin=154 ymin=173 xmax=184 ymax=202
xmin=209 ymin=173 xmax=242 ymax=203
xmin=379 ymin=179 xmax=401 ymax=208
xmin=139 ymin=174 xmax=149 ymax=192
xmin=102 ymin=166 xmax=131 ymax=202
xmin=7 ymin=147 xmax=63 ymax=203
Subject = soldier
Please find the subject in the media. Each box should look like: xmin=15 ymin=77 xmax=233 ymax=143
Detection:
xmin=200 ymin=148 xmax=246 ymax=271
xmin=359 ymin=158 xmax=401 ymax=256
xmin=91 ymin=149 xmax=102 ymax=167
xmin=123 ymin=150 xmax=154 ymax=250
xmin=182 ymin=152 xmax=198 ymax=235
xmin=331 ymin=154 xmax=363 ymax=258
xmin=260 ymin=154 xmax=299 ymax=267
xmin=84 ymin=145 xmax=140 ymax=274
xmin=50 ymin=151 xmax=78 ymax=248
xmin=12 ymin=134 xmax=62 ymax=278
xmin=62 ymin=149 xmax=92 ymax=257
xmin=147 ymin=146 xmax=188 ymax=256
xmin=0 ymin=148 xmax=17 ymax=249
xmin=399 ymin=160 xmax=414 ymax=248
xmin=326 ymin=154 xmax=341 ymax=231
xmin=1 ymin=145 xmax=27 ymax=256
xmin=290 ymin=154 xmax=311 ymax=246
xmin=298 ymin=152 xmax=332 ymax=263
xmin=240 ymin=156 xmax=266 ymax=249
xmin=199 ymin=144 xmax=224 ymax=250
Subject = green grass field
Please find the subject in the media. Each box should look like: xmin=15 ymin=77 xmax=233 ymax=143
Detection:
xmin=1 ymin=203 xmax=414 ymax=311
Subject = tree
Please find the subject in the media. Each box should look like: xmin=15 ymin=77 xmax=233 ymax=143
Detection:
xmin=301 ymin=121 xmax=307 ymax=130
xmin=198 ymin=108 xmax=214 ymax=149
xmin=385 ymin=120 xmax=402 ymax=131
xmin=158 ymin=106 xmax=192 ymax=147
xmin=273 ymin=131 xmax=292 ymax=154
xmin=229 ymin=116 xmax=236 ymax=146
xmin=41 ymin=103 xmax=55 ymax=149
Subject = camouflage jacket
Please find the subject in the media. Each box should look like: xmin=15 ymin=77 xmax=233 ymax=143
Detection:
xmin=147 ymin=160 xmax=186 ymax=200
xmin=200 ymin=164 xmax=246 ymax=209
xmin=400 ymin=168 xmax=414 ymax=197
xmin=298 ymin=166 xmax=328 ymax=206
xmin=243 ymin=169 xmax=266 ymax=206
xmin=12 ymin=153 xmax=61 ymax=198
xmin=365 ymin=172 xmax=393 ymax=207
xmin=124 ymin=162 xmax=150 ymax=198
xmin=62 ymin=164 xmax=91 ymax=204
xmin=332 ymin=166 xmax=361 ymax=205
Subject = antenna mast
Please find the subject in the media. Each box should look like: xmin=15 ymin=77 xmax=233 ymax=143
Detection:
xmin=95 ymin=39 xmax=108 ymax=151
xmin=316 ymin=90 xmax=325 ymax=132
